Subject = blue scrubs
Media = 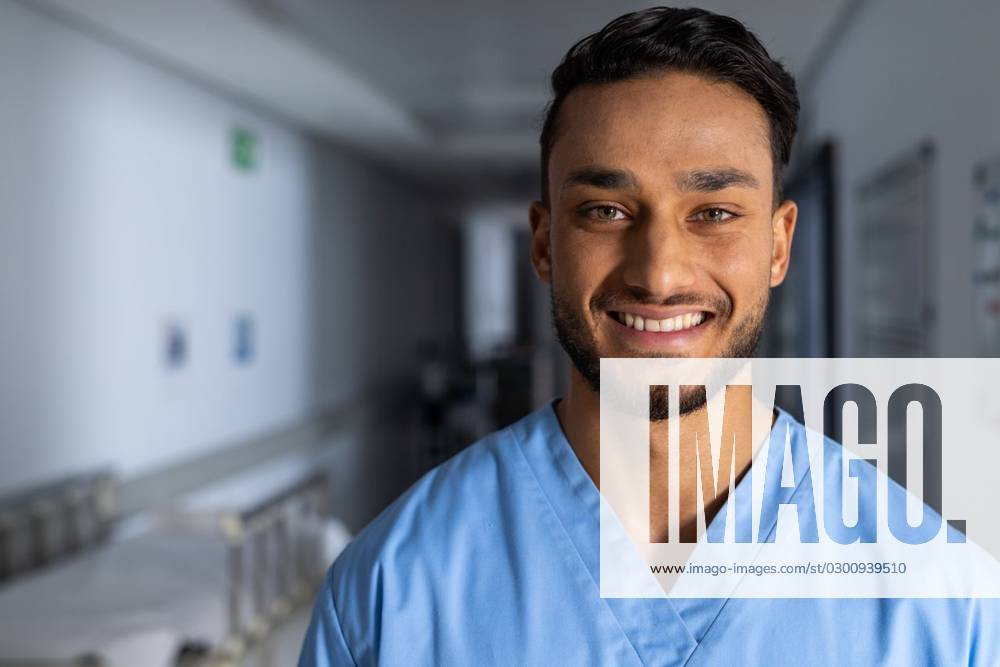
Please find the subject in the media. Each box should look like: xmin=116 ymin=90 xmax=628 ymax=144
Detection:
xmin=299 ymin=403 xmax=998 ymax=665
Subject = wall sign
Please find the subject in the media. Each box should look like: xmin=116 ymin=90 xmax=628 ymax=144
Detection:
xmin=231 ymin=127 xmax=257 ymax=172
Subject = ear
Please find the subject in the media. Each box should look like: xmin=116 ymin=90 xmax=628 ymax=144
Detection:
xmin=769 ymin=199 xmax=798 ymax=287
xmin=529 ymin=200 xmax=553 ymax=283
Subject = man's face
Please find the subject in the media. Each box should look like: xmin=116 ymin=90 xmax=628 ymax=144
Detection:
xmin=530 ymin=71 xmax=797 ymax=409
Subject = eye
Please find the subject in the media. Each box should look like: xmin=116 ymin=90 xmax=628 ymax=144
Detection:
xmin=692 ymin=207 xmax=739 ymax=224
xmin=582 ymin=204 xmax=628 ymax=222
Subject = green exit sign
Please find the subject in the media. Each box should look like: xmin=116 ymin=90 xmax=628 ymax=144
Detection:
xmin=231 ymin=127 xmax=257 ymax=172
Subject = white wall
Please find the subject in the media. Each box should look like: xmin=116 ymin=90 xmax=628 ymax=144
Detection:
xmin=799 ymin=0 xmax=1000 ymax=355
xmin=0 ymin=2 xmax=445 ymax=493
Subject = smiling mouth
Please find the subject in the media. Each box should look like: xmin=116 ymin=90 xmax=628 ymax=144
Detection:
xmin=609 ymin=310 xmax=713 ymax=333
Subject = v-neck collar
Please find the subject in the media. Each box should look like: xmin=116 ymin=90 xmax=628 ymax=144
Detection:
xmin=512 ymin=400 xmax=810 ymax=665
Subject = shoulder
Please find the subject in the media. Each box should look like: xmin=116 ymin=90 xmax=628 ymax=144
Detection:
xmin=334 ymin=415 xmax=524 ymax=579
xmin=311 ymin=408 xmax=553 ymax=661
xmin=332 ymin=403 xmax=557 ymax=576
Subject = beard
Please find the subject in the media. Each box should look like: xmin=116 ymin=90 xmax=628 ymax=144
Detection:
xmin=551 ymin=285 xmax=768 ymax=421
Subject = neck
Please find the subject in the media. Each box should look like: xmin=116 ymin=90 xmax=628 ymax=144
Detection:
xmin=554 ymin=367 xmax=767 ymax=542
xmin=554 ymin=370 xmax=602 ymax=483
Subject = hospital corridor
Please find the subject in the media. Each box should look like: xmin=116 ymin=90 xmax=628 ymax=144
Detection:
xmin=0 ymin=0 xmax=998 ymax=665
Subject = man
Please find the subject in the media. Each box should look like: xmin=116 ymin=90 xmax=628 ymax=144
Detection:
xmin=300 ymin=7 xmax=997 ymax=665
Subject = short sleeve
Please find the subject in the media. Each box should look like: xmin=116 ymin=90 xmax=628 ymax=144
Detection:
xmin=297 ymin=569 xmax=356 ymax=667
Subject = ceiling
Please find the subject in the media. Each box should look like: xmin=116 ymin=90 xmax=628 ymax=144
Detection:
xmin=264 ymin=0 xmax=851 ymax=144
xmin=33 ymin=0 xmax=856 ymax=195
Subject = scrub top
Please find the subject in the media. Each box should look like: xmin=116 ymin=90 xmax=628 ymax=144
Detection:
xmin=299 ymin=402 xmax=999 ymax=666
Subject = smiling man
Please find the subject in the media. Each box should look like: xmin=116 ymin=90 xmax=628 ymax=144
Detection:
xmin=299 ymin=7 xmax=997 ymax=666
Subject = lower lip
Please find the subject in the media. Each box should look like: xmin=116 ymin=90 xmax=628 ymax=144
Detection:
xmin=608 ymin=314 xmax=713 ymax=351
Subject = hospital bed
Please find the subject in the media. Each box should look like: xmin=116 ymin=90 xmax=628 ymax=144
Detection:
xmin=0 ymin=471 xmax=115 ymax=583
xmin=0 ymin=457 xmax=347 ymax=667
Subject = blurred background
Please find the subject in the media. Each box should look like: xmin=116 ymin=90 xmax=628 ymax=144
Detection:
xmin=0 ymin=0 xmax=998 ymax=664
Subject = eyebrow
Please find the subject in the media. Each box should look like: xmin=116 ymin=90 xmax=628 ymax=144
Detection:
xmin=674 ymin=168 xmax=760 ymax=192
xmin=562 ymin=166 xmax=640 ymax=192
xmin=561 ymin=165 xmax=760 ymax=194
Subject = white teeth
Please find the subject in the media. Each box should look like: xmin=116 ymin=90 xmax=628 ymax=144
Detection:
xmin=617 ymin=311 xmax=706 ymax=333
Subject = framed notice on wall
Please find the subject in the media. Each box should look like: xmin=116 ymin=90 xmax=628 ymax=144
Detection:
xmin=855 ymin=142 xmax=936 ymax=357
xmin=973 ymin=157 xmax=1000 ymax=357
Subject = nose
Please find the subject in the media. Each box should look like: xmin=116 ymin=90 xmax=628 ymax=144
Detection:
xmin=621 ymin=215 xmax=697 ymax=298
